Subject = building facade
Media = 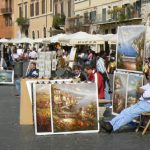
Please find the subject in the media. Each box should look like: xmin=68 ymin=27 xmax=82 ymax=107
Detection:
xmin=14 ymin=0 xmax=53 ymax=39
xmin=66 ymin=0 xmax=142 ymax=34
xmin=0 ymin=0 xmax=14 ymax=39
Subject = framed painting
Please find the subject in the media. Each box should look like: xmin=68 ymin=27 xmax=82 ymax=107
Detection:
xmin=0 ymin=70 xmax=14 ymax=84
xmin=116 ymin=25 xmax=146 ymax=72
xmin=126 ymin=73 xmax=143 ymax=107
xmin=51 ymin=82 xmax=99 ymax=134
xmin=112 ymin=71 xmax=128 ymax=115
xmin=33 ymin=83 xmax=53 ymax=135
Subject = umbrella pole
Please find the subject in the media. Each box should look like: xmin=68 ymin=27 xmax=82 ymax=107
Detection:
xmin=0 ymin=44 xmax=4 ymax=70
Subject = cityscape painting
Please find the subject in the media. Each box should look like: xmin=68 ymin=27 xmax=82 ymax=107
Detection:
xmin=0 ymin=70 xmax=14 ymax=84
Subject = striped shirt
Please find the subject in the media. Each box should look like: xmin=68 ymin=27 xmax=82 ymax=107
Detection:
xmin=96 ymin=57 xmax=107 ymax=73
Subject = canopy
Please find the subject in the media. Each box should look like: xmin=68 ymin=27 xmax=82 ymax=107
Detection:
xmin=0 ymin=38 xmax=9 ymax=43
xmin=58 ymin=31 xmax=104 ymax=45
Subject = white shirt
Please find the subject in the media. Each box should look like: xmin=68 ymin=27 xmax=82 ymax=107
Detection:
xmin=29 ymin=51 xmax=38 ymax=59
xmin=140 ymin=83 xmax=150 ymax=103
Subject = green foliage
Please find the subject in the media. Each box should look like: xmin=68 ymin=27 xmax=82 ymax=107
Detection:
xmin=53 ymin=14 xmax=66 ymax=29
xmin=16 ymin=17 xmax=29 ymax=26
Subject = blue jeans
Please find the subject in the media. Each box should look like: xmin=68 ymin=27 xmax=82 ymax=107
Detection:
xmin=104 ymin=81 xmax=110 ymax=100
xmin=15 ymin=79 xmax=20 ymax=95
xmin=110 ymin=101 xmax=150 ymax=131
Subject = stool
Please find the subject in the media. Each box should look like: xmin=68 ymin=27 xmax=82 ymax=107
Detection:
xmin=136 ymin=113 xmax=150 ymax=135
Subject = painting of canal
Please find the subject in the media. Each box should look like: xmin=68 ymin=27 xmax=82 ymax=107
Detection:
xmin=51 ymin=82 xmax=99 ymax=134
xmin=116 ymin=25 xmax=146 ymax=72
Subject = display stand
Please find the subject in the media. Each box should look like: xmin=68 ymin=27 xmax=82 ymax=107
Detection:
xmin=20 ymin=78 xmax=34 ymax=125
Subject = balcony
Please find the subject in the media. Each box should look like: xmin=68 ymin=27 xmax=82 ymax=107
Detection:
xmin=1 ymin=8 xmax=12 ymax=15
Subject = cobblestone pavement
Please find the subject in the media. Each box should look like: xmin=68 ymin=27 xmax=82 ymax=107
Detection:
xmin=0 ymin=84 xmax=150 ymax=150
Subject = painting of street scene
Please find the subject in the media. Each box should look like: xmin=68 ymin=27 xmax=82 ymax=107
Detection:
xmin=116 ymin=25 xmax=145 ymax=72
xmin=0 ymin=70 xmax=14 ymax=84
xmin=127 ymin=74 xmax=143 ymax=107
xmin=112 ymin=71 xmax=128 ymax=114
xmin=51 ymin=82 xmax=99 ymax=133
xmin=34 ymin=84 xmax=52 ymax=135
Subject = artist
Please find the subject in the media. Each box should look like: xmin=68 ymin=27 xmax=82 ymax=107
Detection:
xmin=100 ymin=67 xmax=150 ymax=133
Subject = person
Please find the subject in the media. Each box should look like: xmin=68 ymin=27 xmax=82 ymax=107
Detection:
xmin=96 ymin=50 xmax=111 ymax=100
xmin=15 ymin=62 xmax=39 ymax=96
xmin=29 ymin=47 xmax=38 ymax=60
xmin=54 ymin=42 xmax=64 ymax=58
xmin=73 ymin=65 xmax=87 ymax=81
xmin=100 ymin=67 xmax=150 ymax=133
xmin=84 ymin=65 xmax=104 ymax=99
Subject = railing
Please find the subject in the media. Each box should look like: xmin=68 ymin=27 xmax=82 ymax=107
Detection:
xmin=1 ymin=8 xmax=12 ymax=14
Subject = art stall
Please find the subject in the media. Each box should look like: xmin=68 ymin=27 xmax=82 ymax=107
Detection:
xmin=112 ymin=25 xmax=146 ymax=115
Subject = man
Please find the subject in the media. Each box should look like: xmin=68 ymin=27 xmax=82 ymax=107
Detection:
xmin=15 ymin=62 xmax=39 ymax=96
xmin=84 ymin=65 xmax=104 ymax=99
xmin=100 ymin=68 xmax=150 ymax=133
xmin=96 ymin=51 xmax=111 ymax=100
xmin=73 ymin=65 xmax=87 ymax=81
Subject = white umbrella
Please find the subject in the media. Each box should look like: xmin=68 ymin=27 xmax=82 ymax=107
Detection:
xmin=50 ymin=34 xmax=66 ymax=43
xmin=15 ymin=37 xmax=34 ymax=44
xmin=33 ymin=38 xmax=43 ymax=43
xmin=58 ymin=31 xmax=104 ymax=45
xmin=0 ymin=38 xmax=9 ymax=43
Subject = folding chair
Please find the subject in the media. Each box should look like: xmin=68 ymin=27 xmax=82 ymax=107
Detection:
xmin=136 ymin=113 xmax=150 ymax=135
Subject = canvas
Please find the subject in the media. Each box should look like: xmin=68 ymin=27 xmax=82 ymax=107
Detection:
xmin=127 ymin=74 xmax=143 ymax=107
xmin=51 ymin=82 xmax=99 ymax=134
xmin=34 ymin=84 xmax=53 ymax=135
xmin=112 ymin=71 xmax=128 ymax=114
xmin=33 ymin=82 xmax=99 ymax=135
xmin=116 ymin=25 xmax=146 ymax=72
xmin=0 ymin=70 xmax=14 ymax=84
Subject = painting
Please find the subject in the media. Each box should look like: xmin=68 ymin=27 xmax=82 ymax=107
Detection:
xmin=0 ymin=70 xmax=14 ymax=84
xmin=51 ymin=82 xmax=99 ymax=134
xmin=112 ymin=71 xmax=128 ymax=114
xmin=34 ymin=84 xmax=53 ymax=135
xmin=127 ymin=74 xmax=143 ymax=107
xmin=116 ymin=25 xmax=146 ymax=72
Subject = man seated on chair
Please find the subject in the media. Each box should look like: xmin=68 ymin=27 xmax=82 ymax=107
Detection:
xmin=15 ymin=62 xmax=39 ymax=96
xmin=100 ymin=67 xmax=150 ymax=133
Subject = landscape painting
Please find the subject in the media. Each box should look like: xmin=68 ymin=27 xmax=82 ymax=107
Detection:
xmin=0 ymin=70 xmax=14 ymax=84
xmin=116 ymin=25 xmax=145 ymax=72
xmin=34 ymin=84 xmax=52 ymax=135
xmin=51 ymin=82 xmax=99 ymax=134
xmin=127 ymin=74 xmax=143 ymax=107
xmin=112 ymin=71 xmax=128 ymax=114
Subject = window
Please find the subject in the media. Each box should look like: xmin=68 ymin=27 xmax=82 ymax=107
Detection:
xmin=50 ymin=0 xmax=52 ymax=12
xmin=25 ymin=3 xmax=27 ymax=18
xmin=61 ymin=2 xmax=63 ymax=16
xmin=68 ymin=0 xmax=71 ymax=17
xmin=90 ymin=11 xmax=96 ymax=22
xmin=43 ymin=27 xmax=46 ymax=38
xmin=35 ymin=2 xmax=39 ymax=16
xmin=102 ymin=8 xmax=106 ymax=22
xmin=55 ymin=4 xmax=57 ymax=15
xmin=37 ymin=30 xmax=39 ymax=38
xmin=42 ymin=0 xmax=45 ymax=14
xmin=18 ymin=4 xmax=23 ymax=18
xmin=30 ymin=3 xmax=34 ymax=17
xmin=32 ymin=31 xmax=35 ymax=39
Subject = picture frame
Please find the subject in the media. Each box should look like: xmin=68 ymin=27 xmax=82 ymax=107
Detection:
xmin=0 ymin=70 xmax=14 ymax=84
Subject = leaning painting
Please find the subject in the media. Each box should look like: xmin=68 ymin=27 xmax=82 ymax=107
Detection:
xmin=0 ymin=70 xmax=14 ymax=84
xmin=33 ymin=82 xmax=99 ymax=135
xmin=126 ymin=74 xmax=143 ymax=107
xmin=112 ymin=71 xmax=128 ymax=114
xmin=51 ymin=82 xmax=99 ymax=134
xmin=34 ymin=84 xmax=53 ymax=135
xmin=116 ymin=25 xmax=146 ymax=72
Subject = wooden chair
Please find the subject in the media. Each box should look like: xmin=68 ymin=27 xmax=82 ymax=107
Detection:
xmin=136 ymin=113 xmax=150 ymax=135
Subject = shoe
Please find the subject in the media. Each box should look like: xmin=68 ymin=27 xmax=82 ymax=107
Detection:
xmin=15 ymin=94 xmax=20 ymax=97
xmin=100 ymin=120 xmax=113 ymax=133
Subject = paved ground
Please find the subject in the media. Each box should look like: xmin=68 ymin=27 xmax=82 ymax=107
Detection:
xmin=0 ymin=84 xmax=150 ymax=150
